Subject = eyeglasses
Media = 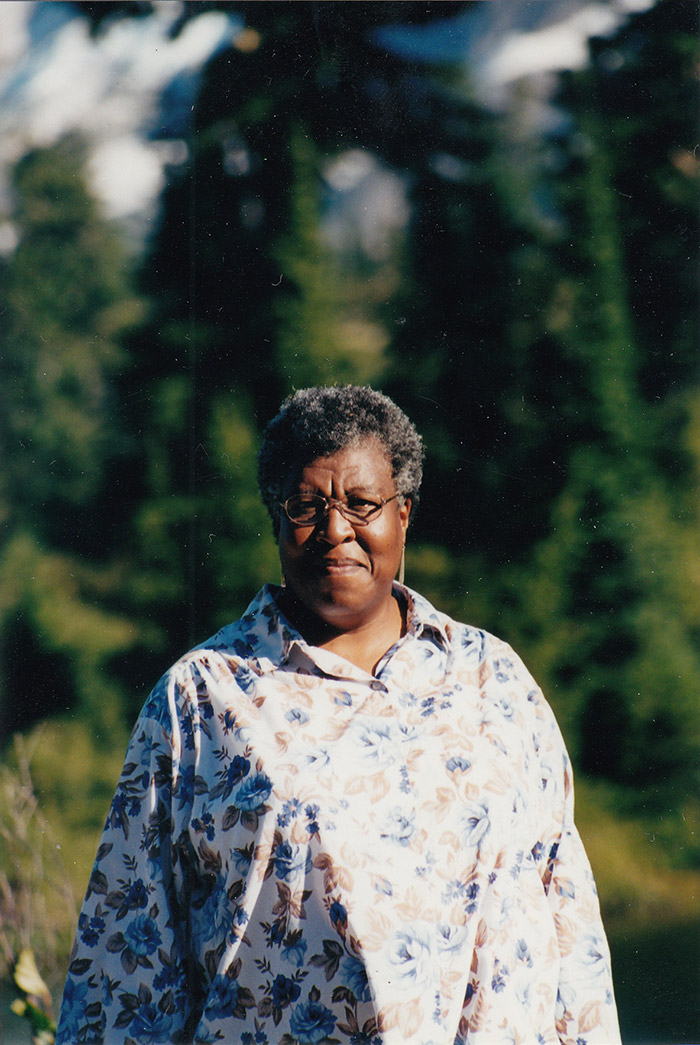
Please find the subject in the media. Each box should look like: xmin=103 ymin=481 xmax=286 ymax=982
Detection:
xmin=280 ymin=492 xmax=399 ymax=527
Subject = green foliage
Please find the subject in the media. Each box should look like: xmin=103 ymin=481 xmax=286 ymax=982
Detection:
xmin=11 ymin=949 xmax=57 ymax=1045
xmin=273 ymin=123 xmax=362 ymax=390
xmin=387 ymin=2 xmax=700 ymax=844
xmin=0 ymin=532 xmax=152 ymax=750
xmin=0 ymin=137 xmax=149 ymax=741
xmin=2 ymin=4 xmax=698 ymax=1041
xmin=500 ymin=4 xmax=700 ymax=831
xmin=0 ymin=735 xmax=75 ymax=995
xmin=0 ymin=136 xmax=132 ymax=525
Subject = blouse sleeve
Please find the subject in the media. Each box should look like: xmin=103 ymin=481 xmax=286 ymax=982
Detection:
xmin=535 ymin=701 xmax=621 ymax=1045
xmin=55 ymin=671 xmax=195 ymax=1044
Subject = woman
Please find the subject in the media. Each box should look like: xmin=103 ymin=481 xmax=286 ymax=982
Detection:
xmin=57 ymin=385 xmax=620 ymax=1044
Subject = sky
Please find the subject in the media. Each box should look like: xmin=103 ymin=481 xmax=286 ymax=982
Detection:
xmin=0 ymin=2 xmax=239 ymax=222
xmin=0 ymin=0 xmax=654 ymax=238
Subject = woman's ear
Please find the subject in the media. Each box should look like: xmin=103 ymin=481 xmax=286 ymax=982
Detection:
xmin=399 ymin=497 xmax=412 ymax=534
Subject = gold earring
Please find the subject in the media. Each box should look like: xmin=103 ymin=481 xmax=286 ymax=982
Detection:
xmin=398 ymin=546 xmax=405 ymax=585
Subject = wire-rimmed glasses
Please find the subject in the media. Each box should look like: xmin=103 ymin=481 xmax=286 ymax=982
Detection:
xmin=280 ymin=492 xmax=398 ymax=527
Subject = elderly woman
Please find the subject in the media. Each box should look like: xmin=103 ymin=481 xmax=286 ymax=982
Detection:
xmin=57 ymin=385 xmax=620 ymax=1044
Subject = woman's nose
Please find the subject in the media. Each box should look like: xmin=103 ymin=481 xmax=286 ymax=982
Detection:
xmin=320 ymin=504 xmax=355 ymax=542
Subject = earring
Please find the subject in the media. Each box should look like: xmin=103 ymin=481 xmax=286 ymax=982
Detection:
xmin=398 ymin=546 xmax=405 ymax=585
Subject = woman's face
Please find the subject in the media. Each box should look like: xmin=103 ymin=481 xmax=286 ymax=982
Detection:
xmin=278 ymin=438 xmax=411 ymax=634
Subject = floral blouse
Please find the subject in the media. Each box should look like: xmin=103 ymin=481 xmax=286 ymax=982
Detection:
xmin=56 ymin=584 xmax=620 ymax=1044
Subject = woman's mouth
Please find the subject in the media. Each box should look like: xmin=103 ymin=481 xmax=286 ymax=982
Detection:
xmin=319 ymin=557 xmax=366 ymax=573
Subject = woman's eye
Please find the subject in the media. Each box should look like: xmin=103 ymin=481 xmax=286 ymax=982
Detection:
xmin=288 ymin=496 xmax=319 ymax=516
xmin=347 ymin=497 xmax=378 ymax=512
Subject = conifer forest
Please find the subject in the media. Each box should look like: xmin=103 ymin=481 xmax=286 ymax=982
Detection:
xmin=0 ymin=2 xmax=698 ymax=1042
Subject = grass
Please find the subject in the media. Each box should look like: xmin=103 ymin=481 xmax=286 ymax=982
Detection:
xmin=575 ymin=777 xmax=700 ymax=935
xmin=25 ymin=715 xmax=129 ymax=910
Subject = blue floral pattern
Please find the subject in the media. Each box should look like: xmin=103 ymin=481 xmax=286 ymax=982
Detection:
xmin=56 ymin=584 xmax=619 ymax=1043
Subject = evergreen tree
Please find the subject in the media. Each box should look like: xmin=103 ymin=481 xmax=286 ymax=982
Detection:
xmin=375 ymin=1 xmax=699 ymax=853
xmin=384 ymin=88 xmax=534 ymax=558
xmin=114 ymin=1 xmax=473 ymax=668
xmin=500 ymin=2 xmax=700 ymax=845
xmin=0 ymin=137 xmax=143 ymax=740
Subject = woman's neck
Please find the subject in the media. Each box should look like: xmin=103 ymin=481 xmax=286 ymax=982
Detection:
xmin=277 ymin=588 xmax=406 ymax=675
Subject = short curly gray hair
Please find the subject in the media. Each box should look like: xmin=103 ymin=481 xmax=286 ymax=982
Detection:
xmin=258 ymin=385 xmax=424 ymax=536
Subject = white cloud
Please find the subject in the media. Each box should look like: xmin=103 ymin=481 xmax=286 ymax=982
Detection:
xmin=0 ymin=2 xmax=237 ymax=221
xmin=484 ymin=5 xmax=619 ymax=86
xmin=0 ymin=220 xmax=19 ymax=256
xmin=617 ymin=0 xmax=655 ymax=9
xmin=88 ymin=138 xmax=164 ymax=219
xmin=25 ymin=20 xmax=113 ymax=141
xmin=99 ymin=7 xmax=234 ymax=90
xmin=0 ymin=1 xmax=30 ymax=77
xmin=481 ymin=0 xmax=656 ymax=98
xmin=19 ymin=6 xmax=234 ymax=142
xmin=323 ymin=150 xmax=410 ymax=262
xmin=325 ymin=150 xmax=376 ymax=193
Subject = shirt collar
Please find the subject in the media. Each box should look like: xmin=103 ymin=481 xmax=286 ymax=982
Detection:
xmin=399 ymin=582 xmax=450 ymax=649
xmin=230 ymin=582 xmax=449 ymax=676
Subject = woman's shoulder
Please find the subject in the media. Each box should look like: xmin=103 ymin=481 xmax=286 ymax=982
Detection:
xmin=168 ymin=583 xmax=292 ymax=679
xmin=138 ymin=587 xmax=284 ymax=724
xmin=191 ymin=584 xmax=283 ymax=657
xmin=404 ymin=584 xmax=523 ymax=666
xmin=405 ymin=584 xmax=553 ymax=719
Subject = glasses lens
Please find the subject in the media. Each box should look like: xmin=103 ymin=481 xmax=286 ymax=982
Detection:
xmin=285 ymin=495 xmax=324 ymax=523
xmin=343 ymin=495 xmax=382 ymax=521
xmin=284 ymin=494 xmax=384 ymax=524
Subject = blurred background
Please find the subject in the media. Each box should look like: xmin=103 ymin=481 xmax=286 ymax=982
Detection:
xmin=0 ymin=2 xmax=697 ymax=1042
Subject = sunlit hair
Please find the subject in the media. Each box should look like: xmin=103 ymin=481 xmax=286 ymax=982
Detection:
xmin=258 ymin=385 xmax=424 ymax=536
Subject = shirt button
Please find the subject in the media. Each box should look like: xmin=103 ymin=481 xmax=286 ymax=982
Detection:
xmin=370 ymin=680 xmax=386 ymax=691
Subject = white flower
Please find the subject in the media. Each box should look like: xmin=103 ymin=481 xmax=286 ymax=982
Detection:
xmin=349 ymin=718 xmax=396 ymax=765
xmin=379 ymin=806 xmax=416 ymax=846
xmin=386 ymin=926 xmax=434 ymax=990
xmin=435 ymin=922 xmax=468 ymax=954
xmin=461 ymin=801 xmax=491 ymax=849
xmin=574 ymin=932 xmax=610 ymax=985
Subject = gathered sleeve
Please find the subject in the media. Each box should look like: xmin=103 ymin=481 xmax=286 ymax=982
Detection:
xmin=55 ymin=670 xmax=196 ymax=1044
xmin=532 ymin=693 xmax=621 ymax=1045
